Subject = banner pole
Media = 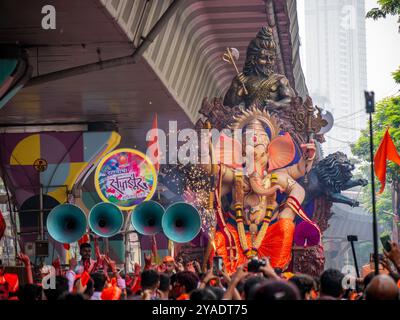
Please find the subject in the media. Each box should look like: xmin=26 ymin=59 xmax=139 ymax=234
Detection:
xmin=365 ymin=91 xmax=379 ymax=275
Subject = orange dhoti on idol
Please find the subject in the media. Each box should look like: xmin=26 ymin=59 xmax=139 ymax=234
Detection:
xmin=215 ymin=219 xmax=295 ymax=273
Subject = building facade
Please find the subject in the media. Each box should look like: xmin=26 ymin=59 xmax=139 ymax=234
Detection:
xmin=304 ymin=0 xmax=368 ymax=155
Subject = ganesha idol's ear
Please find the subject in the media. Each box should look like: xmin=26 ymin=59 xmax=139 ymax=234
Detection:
xmin=267 ymin=132 xmax=296 ymax=171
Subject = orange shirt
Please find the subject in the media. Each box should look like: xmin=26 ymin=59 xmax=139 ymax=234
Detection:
xmin=0 ymin=274 xmax=19 ymax=292
xmin=361 ymin=264 xmax=388 ymax=278
xmin=176 ymin=293 xmax=189 ymax=300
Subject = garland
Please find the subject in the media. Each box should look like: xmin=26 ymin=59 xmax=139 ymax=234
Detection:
xmin=235 ymin=172 xmax=278 ymax=258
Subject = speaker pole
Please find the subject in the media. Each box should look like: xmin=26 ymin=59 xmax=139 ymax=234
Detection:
xmin=365 ymin=91 xmax=379 ymax=276
xmin=38 ymin=185 xmax=45 ymax=266
xmin=103 ymin=238 xmax=110 ymax=256
xmin=123 ymin=210 xmax=133 ymax=276
xmin=168 ymin=239 xmax=174 ymax=258
xmin=39 ymin=184 xmax=44 ymax=240
xmin=124 ymin=230 xmax=129 ymax=275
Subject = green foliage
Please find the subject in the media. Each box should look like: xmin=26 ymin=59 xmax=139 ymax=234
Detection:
xmin=366 ymin=0 xmax=400 ymax=32
xmin=360 ymin=180 xmax=393 ymax=224
xmin=366 ymin=7 xmax=387 ymax=20
xmin=393 ymin=66 xmax=400 ymax=84
xmin=352 ymin=96 xmax=400 ymax=176
xmin=352 ymin=97 xmax=400 ymax=227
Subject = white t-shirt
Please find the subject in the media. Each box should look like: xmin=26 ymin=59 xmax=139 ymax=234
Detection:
xmin=90 ymin=291 xmax=102 ymax=300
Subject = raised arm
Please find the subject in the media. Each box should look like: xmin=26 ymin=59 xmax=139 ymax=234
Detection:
xmin=16 ymin=253 xmax=33 ymax=284
xmin=223 ymin=264 xmax=248 ymax=300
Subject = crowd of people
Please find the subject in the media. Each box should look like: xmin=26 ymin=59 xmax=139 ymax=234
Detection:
xmin=1 ymin=241 xmax=400 ymax=301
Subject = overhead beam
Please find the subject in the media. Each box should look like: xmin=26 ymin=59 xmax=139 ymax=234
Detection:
xmin=26 ymin=0 xmax=184 ymax=87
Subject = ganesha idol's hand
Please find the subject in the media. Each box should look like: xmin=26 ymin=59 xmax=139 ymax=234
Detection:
xmin=300 ymin=139 xmax=316 ymax=160
xmin=274 ymin=184 xmax=285 ymax=194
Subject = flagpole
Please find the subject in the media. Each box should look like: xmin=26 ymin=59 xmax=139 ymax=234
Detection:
xmin=365 ymin=91 xmax=379 ymax=275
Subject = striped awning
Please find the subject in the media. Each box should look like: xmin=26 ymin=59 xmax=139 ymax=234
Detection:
xmin=101 ymin=0 xmax=308 ymax=122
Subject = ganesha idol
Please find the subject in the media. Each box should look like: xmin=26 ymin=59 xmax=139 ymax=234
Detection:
xmin=203 ymin=107 xmax=320 ymax=273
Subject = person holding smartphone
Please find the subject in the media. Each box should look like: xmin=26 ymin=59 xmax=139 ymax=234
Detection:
xmin=212 ymin=256 xmax=223 ymax=277
xmin=361 ymin=253 xmax=388 ymax=277
xmin=384 ymin=241 xmax=400 ymax=273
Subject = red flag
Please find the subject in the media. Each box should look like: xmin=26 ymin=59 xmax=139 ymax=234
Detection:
xmin=374 ymin=129 xmax=400 ymax=193
xmin=147 ymin=113 xmax=160 ymax=172
xmin=63 ymin=233 xmax=89 ymax=251
xmin=0 ymin=210 xmax=6 ymax=241
xmin=78 ymin=233 xmax=90 ymax=245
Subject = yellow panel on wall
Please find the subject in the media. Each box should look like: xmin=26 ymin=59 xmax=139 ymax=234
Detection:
xmin=10 ymin=134 xmax=41 ymax=165
xmin=47 ymin=162 xmax=87 ymax=204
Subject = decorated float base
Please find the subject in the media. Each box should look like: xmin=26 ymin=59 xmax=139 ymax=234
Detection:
xmin=291 ymin=246 xmax=325 ymax=277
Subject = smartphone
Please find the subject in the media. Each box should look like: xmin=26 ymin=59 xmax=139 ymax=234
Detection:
xmin=212 ymin=256 xmax=223 ymax=276
xmin=380 ymin=234 xmax=392 ymax=252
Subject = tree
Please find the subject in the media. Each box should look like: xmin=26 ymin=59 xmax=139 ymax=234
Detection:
xmin=366 ymin=0 xmax=400 ymax=31
xmin=352 ymin=97 xmax=400 ymax=229
xmin=393 ymin=66 xmax=400 ymax=84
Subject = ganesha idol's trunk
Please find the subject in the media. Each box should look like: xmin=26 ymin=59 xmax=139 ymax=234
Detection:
xmin=248 ymin=173 xmax=281 ymax=196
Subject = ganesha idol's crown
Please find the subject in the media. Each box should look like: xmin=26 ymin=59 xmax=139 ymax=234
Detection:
xmin=243 ymin=119 xmax=271 ymax=148
xmin=245 ymin=118 xmax=267 ymax=133
xmin=229 ymin=106 xmax=281 ymax=146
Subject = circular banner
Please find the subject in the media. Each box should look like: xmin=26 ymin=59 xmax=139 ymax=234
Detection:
xmin=94 ymin=148 xmax=157 ymax=210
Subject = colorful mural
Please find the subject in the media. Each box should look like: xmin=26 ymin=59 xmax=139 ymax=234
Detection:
xmin=0 ymin=131 xmax=121 ymax=207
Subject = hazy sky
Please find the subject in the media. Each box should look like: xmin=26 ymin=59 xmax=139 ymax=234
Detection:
xmin=297 ymin=0 xmax=400 ymax=101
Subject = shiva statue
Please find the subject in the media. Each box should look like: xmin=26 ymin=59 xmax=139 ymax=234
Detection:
xmin=223 ymin=26 xmax=295 ymax=109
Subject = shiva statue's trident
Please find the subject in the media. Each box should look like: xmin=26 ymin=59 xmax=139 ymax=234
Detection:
xmin=223 ymin=47 xmax=248 ymax=95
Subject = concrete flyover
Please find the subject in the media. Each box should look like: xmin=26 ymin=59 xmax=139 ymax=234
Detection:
xmin=1 ymin=0 xmax=307 ymax=137
xmin=102 ymin=0 xmax=308 ymax=122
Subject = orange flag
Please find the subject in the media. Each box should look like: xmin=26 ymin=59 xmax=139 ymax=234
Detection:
xmin=147 ymin=113 xmax=160 ymax=172
xmin=374 ymin=129 xmax=400 ymax=194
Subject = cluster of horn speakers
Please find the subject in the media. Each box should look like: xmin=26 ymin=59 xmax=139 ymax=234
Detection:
xmin=46 ymin=201 xmax=201 ymax=244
